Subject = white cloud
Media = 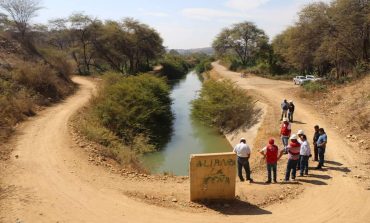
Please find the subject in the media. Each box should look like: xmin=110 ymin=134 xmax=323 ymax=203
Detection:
xmin=181 ymin=8 xmax=245 ymax=21
xmin=226 ymin=0 xmax=270 ymax=11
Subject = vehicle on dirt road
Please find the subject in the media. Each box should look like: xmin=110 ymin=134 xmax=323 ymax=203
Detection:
xmin=293 ymin=76 xmax=309 ymax=85
xmin=305 ymin=75 xmax=323 ymax=82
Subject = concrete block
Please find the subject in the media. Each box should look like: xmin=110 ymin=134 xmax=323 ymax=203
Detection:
xmin=189 ymin=152 xmax=236 ymax=201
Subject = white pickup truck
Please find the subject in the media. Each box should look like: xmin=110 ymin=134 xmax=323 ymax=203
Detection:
xmin=293 ymin=76 xmax=309 ymax=85
xmin=305 ymin=75 xmax=322 ymax=82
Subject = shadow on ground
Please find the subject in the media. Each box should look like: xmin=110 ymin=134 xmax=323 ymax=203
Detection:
xmin=308 ymin=173 xmax=332 ymax=180
xmin=327 ymin=166 xmax=351 ymax=173
xmin=292 ymin=120 xmax=306 ymax=125
xmin=298 ymin=178 xmax=327 ymax=185
xmin=196 ymin=199 xmax=272 ymax=215
xmin=325 ymin=160 xmax=343 ymax=166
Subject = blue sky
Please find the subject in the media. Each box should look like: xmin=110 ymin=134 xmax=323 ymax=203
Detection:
xmin=32 ymin=0 xmax=330 ymax=49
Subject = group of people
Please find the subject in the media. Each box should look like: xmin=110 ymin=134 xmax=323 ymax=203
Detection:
xmin=281 ymin=99 xmax=295 ymax=122
xmin=233 ymin=99 xmax=328 ymax=184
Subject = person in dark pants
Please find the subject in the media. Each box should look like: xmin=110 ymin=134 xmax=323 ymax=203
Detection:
xmin=280 ymin=99 xmax=289 ymax=121
xmin=233 ymin=138 xmax=253 ymax=182
xmin=285 ymin=134 xmax=301 ymax=181
xmin=316 ymin=128 xmax=327 ymax=170
xmin=299 ymin=135 xmax=311 ymax=176
xmin=288 ymin=100 xmax=295 ymax=122
xmin=259 ymin=138 xmax=283 ymax=184
xmin=296 ymin=129 xmax=306 ymax=171
xmin=313 ymin=125 xmax=320 ymax=161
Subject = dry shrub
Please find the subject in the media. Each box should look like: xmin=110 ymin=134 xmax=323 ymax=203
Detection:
xmin=0 ymin=60 xmax=75 ymax=142
xmin=13 ymin=61 xmax=73 ymax=103
xmin=43 ymin=49 xmax=75 ymax=81
xmin=0 ymin=90 xmax=34 ymax=141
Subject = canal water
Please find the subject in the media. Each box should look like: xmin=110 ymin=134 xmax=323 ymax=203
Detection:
xmin=141 ymin=71 xmax=232 ymax=176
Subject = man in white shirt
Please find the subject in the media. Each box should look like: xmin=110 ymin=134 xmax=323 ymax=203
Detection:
xmin=233 ymin=138 xmax=253 ymax=183
xmin=299 ymin=135 xmax=311 ymax=176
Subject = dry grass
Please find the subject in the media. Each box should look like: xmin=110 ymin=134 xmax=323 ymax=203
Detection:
xmin=0 ymin=60 xmax=75 ymax=144
xmin=301 ymin=74 xmax=370 ymax=146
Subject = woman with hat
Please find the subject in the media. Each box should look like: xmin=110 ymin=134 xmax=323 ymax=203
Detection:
xmin=285 ymin=134 xmax=301 ymax=181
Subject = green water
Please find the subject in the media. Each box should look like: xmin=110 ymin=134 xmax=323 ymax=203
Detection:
xmin=141 ymin=71 xmax=232 ymax=176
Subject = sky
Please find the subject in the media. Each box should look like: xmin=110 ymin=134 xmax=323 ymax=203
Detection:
xmin=32 ymin=0 xmax=331 ymax=49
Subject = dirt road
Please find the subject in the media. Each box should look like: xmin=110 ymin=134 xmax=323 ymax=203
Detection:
xmin=1 ymin=70 xmax=370 ymax=223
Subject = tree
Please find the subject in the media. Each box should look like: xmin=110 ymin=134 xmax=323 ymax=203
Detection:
xmin=213 ymin=21 xmax=269 ymax=66
xmin=325 ymin=0 xmax=369 ymax=76
xmin=90 ymin=18 xmax=164 ymax=74
xmin=0 ymin=0 xmax=42 ymax=38
xmin=47 ymin=18 xmax=71 ymax=50
xmin=272 ymin=2 xmax=330 ymax=74
xmin=68 ymin=13 xmax=97 ymax=75
xmin=0 ymin=12 xmax=11 ymax=31
xmin=272 ymin=0 xmax=369 ymax=77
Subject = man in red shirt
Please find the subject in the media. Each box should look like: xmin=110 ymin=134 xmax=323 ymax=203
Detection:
xmin=280 ymin=118 xmax=291 ymax=153
xmin=260 ymin=138 xmax=283 ymax=184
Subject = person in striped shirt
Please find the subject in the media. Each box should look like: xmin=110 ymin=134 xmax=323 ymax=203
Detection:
xmin=285 ymin=134 xmax=301 ymax=181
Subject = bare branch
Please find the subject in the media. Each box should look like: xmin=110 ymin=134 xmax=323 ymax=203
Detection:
xmin=0 ymin=0 xmax=42 ymax=37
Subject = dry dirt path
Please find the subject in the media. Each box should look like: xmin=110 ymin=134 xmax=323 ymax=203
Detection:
xmin=1 ymin=70 xmax=369 ymax=223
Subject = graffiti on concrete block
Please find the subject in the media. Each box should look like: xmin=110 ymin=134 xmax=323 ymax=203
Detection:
xmin=203 ymin=169 xmax=230 ymax=185
xmin=196 ymin=158 xmax=235 ymax=168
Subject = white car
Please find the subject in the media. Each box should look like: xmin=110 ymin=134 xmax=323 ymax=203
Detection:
xmin=305 ymin=75 xmax=323 ymax=82
xmin=293 ymin=76 xmax=309 ymax=85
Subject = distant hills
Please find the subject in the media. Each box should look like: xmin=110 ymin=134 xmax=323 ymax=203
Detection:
xmin=169 ymin=47 xmax=214 ymax=55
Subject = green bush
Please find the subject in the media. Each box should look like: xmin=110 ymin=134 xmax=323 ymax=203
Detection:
xmin=74 ymin=107 xmax=153 ymax=166
xmin=192 ymin=79 xmax=256 ymax=133
xmin=302 ymin=81 xmax=327 ymax=93
xmin=93 ymin=72 xmax=173 ymax=149
xmin=160 ymin=55 xmax=190 ymax=80
xmin=195 ymin=58 xmax=213 ymax=74
xmin=229 ymin=59 xmax=245 ymax=71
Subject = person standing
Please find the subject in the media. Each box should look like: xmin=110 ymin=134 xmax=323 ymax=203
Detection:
xmin=299 ymin=135 xmax=311 ymax=176
xmin=313 ymin=125 xmax=320 ymax=161
xmin=280 ymin=99 xmax=289 ymax=121
xmin=259 ymin=138 xmax=283 ymax=184
xmin=288 ymin=100 xmax=295 ymax=122
xmin=297 ymin=129 xmax=306 ymax=143
xmin=316 ymin=128 xmax=327 ymax=170
xmin=285 ymin=134 xmax=301 ymax=181
xmin=280 ymin=118 xmax=291 ymax=153
xmin=233 ymin=138 xmax=253 ymax=183
xmin=296 ymin=129 xmax=306 ymax=170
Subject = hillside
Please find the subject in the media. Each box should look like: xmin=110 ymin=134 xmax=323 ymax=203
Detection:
xmin=299 ymin=76 xmax=370 ymax=163
xmin=0 ymin=34 xmax=75 ymax=160
xmin=171 ymin=47 xmax=214 ymax=55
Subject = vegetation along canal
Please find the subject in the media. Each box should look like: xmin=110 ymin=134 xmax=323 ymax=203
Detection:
xmin=142 ymin=71 xmax=232 ymax=175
